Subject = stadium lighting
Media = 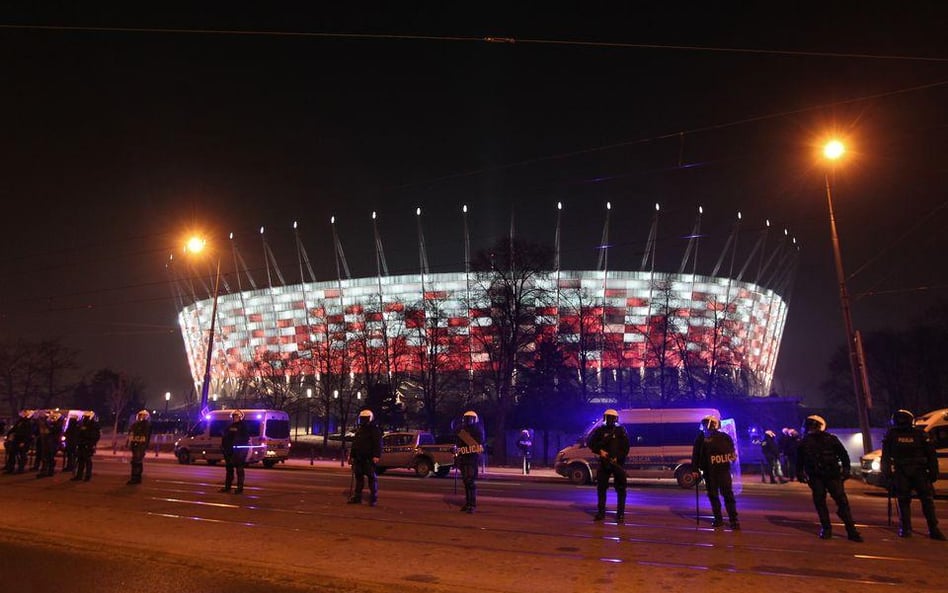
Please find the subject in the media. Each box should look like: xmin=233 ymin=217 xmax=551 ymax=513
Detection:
xmin=821 ymin=139 xmax=873 ymax=453
xmin=185 ymin=234 xmax=221 ymax=415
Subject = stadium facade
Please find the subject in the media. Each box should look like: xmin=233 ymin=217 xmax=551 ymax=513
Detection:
xmin=177 ymin=268 xmax=789 ymax=397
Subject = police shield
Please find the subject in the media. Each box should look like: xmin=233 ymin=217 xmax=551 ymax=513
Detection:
xmin=721 ymin=418 xmax=742 ymax=495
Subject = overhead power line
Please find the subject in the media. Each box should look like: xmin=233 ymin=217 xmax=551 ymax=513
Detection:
xmin=2 ymin=23 xmax=947 ymax=63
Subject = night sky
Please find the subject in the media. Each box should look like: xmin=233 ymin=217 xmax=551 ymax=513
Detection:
xmin=2 ymin=5 xmax=947 ymax=408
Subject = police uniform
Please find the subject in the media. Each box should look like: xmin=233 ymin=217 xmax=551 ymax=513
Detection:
xmin=795 ymin=416 xmax=862 ymax=542
xmin=455 ymin=411 xmax=484 ymax=513
xmin=348 ymin=410 xmax=383 ymax=506
xmin=126 ymin=413 xmax=152 ymax=485
xmin=691 ymin=420 xmax=739 ymax=529
xmin=760 ymin=430 xmax=785 ymax=484
xmin=882 ymin=410 xmax=945 ymax=540
xmin=220 ymin=412 xmax=250 ymax=494
xmin=36 ymin=413 xmax=63 ymax=478
xmin=4 ymin=415 xmax=34 ymax=474
xmin=73 ymin=414 xmax=101 ymax=481
xmin=588 ymin=411 xmax=630 ymax=523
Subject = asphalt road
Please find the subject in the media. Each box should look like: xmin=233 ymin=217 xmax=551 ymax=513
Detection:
xmin=1 ymin=453 xmax=946 ymax=593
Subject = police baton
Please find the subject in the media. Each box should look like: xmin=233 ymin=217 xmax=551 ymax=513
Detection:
xmin=347 ymin=462 xmax=355 ymax=499
xmin=695 ymin=471 xmax=700 ymax=528
xmin=887 ymin=483 xmax=893 ymax=527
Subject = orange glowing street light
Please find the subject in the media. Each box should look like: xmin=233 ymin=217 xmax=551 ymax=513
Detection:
xmin=185 ymin=234 xmax=221 ymax=415
xmin=821 ymin=139 xmax=873 ymax=453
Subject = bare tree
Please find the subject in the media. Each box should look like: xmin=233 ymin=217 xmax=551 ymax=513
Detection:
xmin=469 ymin=238 xmax=554 ymax=464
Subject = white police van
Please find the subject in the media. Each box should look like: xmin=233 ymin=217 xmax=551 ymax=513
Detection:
xmin=554 ymin=408 xmax=726 ymax=488
xmin=174 ymin=409 xmax=291 ymax=468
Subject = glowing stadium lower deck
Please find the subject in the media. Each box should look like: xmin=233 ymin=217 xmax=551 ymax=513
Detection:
xmin=178 ymin=270 xmax=788 ymax=394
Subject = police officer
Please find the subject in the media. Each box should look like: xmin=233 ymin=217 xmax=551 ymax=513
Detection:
xmin=795 ymin=415 xmax=862 ymax=542
xmin=62 ymin=414 xmax=80 ymax=473
xmin=125 ymin=409 xmax=152 ymax=485
xmin=72 ymin=411 xmax=101 ymax=482
xmin=455 ymin=410 xmax=484 ymax=513
xmin=3 ymin=410 xmax=34 ymax=474
xmin=691 ymin=415 xmax=740 ymax=529
xmin=348 ymin=409 xmax=383 ymax=506
xmin=882 ymin=409 xmax=945 ymax=540
xmin=588 ymin=409 xmax=630 ymax=523
xmin=517 ymin=429 xmax=533 ymax=475
xmin=36 ymin=410 xmax=64 ymax=478
xmin=220 ymin=409 xmax=250 ymax=494
xmin=760 ymin=430 xmax=786 ymax=484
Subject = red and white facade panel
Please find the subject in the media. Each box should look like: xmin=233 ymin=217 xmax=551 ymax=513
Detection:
xmin=179 ymin=270 xmax=788 ymax=393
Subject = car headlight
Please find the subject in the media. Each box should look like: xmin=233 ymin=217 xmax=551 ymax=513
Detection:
xmin=871 ymin=458 xmax=881 ymax=472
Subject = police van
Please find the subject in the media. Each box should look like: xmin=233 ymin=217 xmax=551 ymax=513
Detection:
xmin=554 ymin=408 xmax=723 ymax=488
xmin=174 ymin=409 xmax=291 ymax=468
xmin=860 ymin=408 xmax=948 ymax=488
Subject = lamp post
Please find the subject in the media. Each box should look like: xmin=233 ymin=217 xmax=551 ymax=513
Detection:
xmin=164 ymin=391 xmax=171 ymax=416
xmin=186 ymin=236 xmax=222 ymax=416
xmin=822 ymin=139 xmax=873 ymax=453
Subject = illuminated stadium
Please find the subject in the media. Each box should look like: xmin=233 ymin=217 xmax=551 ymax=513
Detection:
xmin=173 ymin=209 xmax=794 ymax=400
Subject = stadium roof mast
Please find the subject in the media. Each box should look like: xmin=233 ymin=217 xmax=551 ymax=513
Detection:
xmin=416 ymin=207 xmax=429 ymax=291
xmin=372 ymin=211 xmax=393 ymax=381
xmin=294 ymin=220 xmax=318 ymax=284
xmin=260 ymin=226 xmax=286 ymax=288
xmin=294 ymin=221 xmax=317 ymax=380
xmin=641 ymin=203 xmax=660 ymax=273
xmin=678 ymin=205 xmax=703 ymax=275
xmin=554 ymin=201 xmax=562 ymax=316
xmin=463 ymin=205 xmax=474 ymax=392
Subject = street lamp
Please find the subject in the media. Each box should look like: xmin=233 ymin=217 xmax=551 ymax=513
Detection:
xmin=164 ymin=391 xmax=171 ymax=416
xmin=185 ymin=235 xmax=222 ymax=415
xmin=822 ymin=139 xmax=874 ymax=453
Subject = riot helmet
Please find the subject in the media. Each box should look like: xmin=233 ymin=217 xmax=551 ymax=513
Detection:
xmin=764 ymin=429 xmax=776 ymax=439
xmin=803 ymin=415 xmax=826 ymax=433
xmin=890 ymin=409 xmax=914 ymax=428
xmin=463 ymin=410 xmax=478 ymax=425
xmin=136 ymin=409 xmax=150 ymax=422
xmin=358 ymin=409 xmax=374 ymax=425
xmin=603 ymin=409 xmax=619 ymax=427
xmin=700 ymin=415 xmax=720 ymax=433
xmin=82 ymin=410 xmax=95 ymax=421
xmin=230 ymin=409 xmax=244 ymax=421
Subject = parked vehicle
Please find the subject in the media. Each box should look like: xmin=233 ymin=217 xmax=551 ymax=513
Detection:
xmin=860 ymin=408 xmax=948 ymax=488
xmin=174 ymin=409 xmax=291 ymax=468
xmin=376 ymin=430 xmax=456 ymax=477
xmin=554 ymin=408 xmax=723 ymax=488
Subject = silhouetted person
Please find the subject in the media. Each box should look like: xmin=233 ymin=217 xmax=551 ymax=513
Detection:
xmin=455 ymin=410 xmax=484 ymax=513
xmin=125 ymin=409 xmax=152 ymax=485
xmin=72 ymin=411 xmax=101 ymax=482
xmin=220 ymin=409 xmax=250 ymax=494
xmin=692 ymin=415 xmax=740 ymax=530
xmin=588 ymin=410 xmax=630 ymax=523
xmin=347 ymin=409 xmax=383 ymax=506
xmin=796 ymin=415 xmax=862 ymax=542
xmin=882 ymin=409 xmax=945 ymax=540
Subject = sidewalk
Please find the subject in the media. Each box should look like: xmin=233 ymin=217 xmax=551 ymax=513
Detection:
xmin=96 ymin=447 xmax=562 ymax=480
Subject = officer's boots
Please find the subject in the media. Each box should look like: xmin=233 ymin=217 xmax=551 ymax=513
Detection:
xmin=593 ymin=490 xmax=606 ymax=521
xmin=838 ymin=508 xmax=863 ymax=542
xmin=921 ymin=498 xmax=947 ymax=540
xmin=818 ymin=525 xmax=832 ymax=539
xmin=898 ymin=501 xmax=913 ymax=537
xmin=615 ymin=493 xmax=626 ymax=524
